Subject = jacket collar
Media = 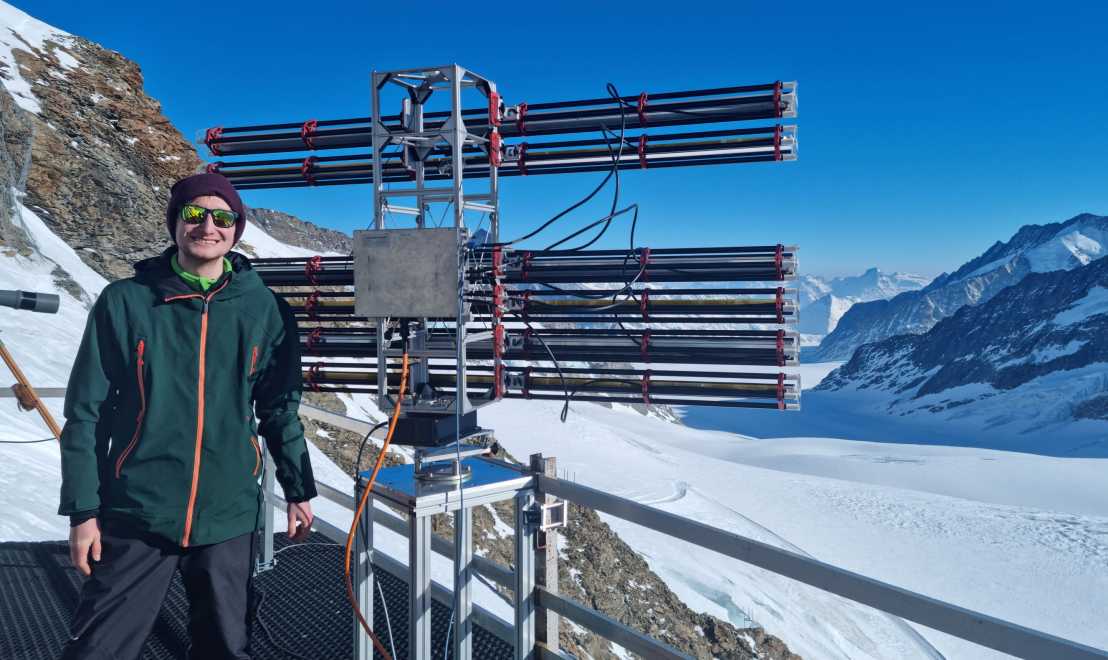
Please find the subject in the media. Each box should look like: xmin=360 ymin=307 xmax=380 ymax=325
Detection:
xmin=135 ymin=246 xmax=261 ymax=301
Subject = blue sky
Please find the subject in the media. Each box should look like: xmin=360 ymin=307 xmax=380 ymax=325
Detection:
xmin=18 ymin=0 xmax=1108 ymax=278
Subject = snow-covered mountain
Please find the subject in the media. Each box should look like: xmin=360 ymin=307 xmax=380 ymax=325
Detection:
xmin=798 ymin=269 xmax=929 ymax=339
xmin=2 ymin=4 xmax=1106 ymax=660
xmin=817 ymin=253 xmax=1108 ymax=449
xmin=815 ymin=213 xmax=1108 ymax=360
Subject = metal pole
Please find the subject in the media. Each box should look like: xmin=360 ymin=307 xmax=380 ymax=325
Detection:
xmin=530 ymin=454 xmax=559 ymax=653
xmin=514 ymin=490 xmax=537 ymax=660
xmin=259 ymin=450 xmax=276 ymax=572
xmin=410 ymin=512 xmax=433 ymax=660
xmin=371 ymin=70 xmax=388 ymax=412
xmin=353 ymin=483 xmax=375 ymax=660
xmin=453 ymin=506 xmax=474 ymax=660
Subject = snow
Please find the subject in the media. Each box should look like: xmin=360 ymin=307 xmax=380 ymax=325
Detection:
xmin=3 ymin=210 xmax=1105 ymax=660
xmin=0 ymin=200 xmax=108 ymax=540
xmin=1052 ymin=286 xmax=1108 ymax=326
xmin=1025 ymin=226 xmax=1108 ymax=273
xmin=236 ymin=219 xmax=344 ymax=259
xmin=486 ymin=398 xmax=1108 ymax=660
xmin=959 ymin=222 xmax=1108 ymax=284
xmin=0 ymin=1 xmax=78 ymax=114
xmin=996 ymin=339 xmax=1087 ymax=367
xmin=691 ymin=366 xmax=1108 ymax=457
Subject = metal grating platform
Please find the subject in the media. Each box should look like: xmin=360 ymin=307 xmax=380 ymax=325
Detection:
xmin=0 ymin=533 xmax=513 ymax=660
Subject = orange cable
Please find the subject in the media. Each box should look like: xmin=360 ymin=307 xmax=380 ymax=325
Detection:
xmin=344 ymin=353 xmax=409 ymax=660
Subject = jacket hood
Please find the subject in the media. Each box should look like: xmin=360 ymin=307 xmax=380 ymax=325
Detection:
xmin=134 ymin=246 xmax=266 ymax=301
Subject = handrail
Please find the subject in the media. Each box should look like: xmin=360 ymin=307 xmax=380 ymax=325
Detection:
xmin=537 ymin=474 xmax=1108 ymax=660
xmin=535 ymin=586 xmax=691 ymax=660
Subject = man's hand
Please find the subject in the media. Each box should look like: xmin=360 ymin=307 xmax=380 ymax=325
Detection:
xmin=69 ymin=518 xmax=101 ymax=577
xmin=287 ymin=500 xmax=313 ymax=542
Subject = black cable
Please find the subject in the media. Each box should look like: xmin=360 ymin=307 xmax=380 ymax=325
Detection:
xmin=549 ymin=84 xmax=630 ymax=252
xmin=0 ymin=437 xmax=55 ymax=443
xmin=493 ymin=167 xmax=615 ymax=246
xmin=492 ymin=82 xmax=630 ymax=248
xmin=354 ymin=421 xmax=391 ymax=481
xmin=509 ymin=313 xmax=571 ymax=422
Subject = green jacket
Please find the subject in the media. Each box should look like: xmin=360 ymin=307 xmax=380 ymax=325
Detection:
xmin=58 ymin=246 xmax=316 ymax=547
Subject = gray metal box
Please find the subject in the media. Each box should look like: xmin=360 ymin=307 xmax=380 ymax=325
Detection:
xmin=353 ymin=228 xmax=462 ymax=318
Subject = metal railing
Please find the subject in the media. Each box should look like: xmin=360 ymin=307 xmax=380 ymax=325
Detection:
xmin=32 ymin=391 xmax=1108 ymax=659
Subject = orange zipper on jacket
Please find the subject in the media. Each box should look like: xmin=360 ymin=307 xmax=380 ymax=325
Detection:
xmin=249 ymin=345 xmax=259 ymax=375
xmin=114 ymin=339 xmax=146 ymax=478
xmin=249 ymin=435 xmax=261 ymax=476
xmin=166 ymin=280 xmax=228 ymax=548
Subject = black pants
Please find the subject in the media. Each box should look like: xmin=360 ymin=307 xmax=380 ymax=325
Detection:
xmin=61 ymin=521 xmax=254 ymax=660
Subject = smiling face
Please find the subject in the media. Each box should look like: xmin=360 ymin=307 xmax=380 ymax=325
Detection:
xmin=174 ymin=194 xmax=236 ymax=264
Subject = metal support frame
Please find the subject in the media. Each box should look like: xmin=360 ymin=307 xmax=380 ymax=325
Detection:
xmin=354 ymin=457 xmax=534 ymax=660
xmin=368 ymin=63 xmax=501 ymax=418
xmin=453 ymin=507 xmax=474 ymax=659
xmin=514 ymin=490 xmax=537 ymax=660
xmin=530 ymin=454 xmax=560 ymax=653
xmin=353 ymin=484 xmax=375 ymax=659
xmin=409 ymin=512 xmax=433 ymax=659
xmin=256 ymin=450 xmax=277 ymax=573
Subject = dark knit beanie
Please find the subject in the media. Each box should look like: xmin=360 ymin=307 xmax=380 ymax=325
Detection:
xmin=165 ymin=172 xmax=247 ymax=244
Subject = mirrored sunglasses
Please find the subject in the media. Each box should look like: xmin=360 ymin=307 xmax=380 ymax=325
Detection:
xmin=180 ymin=203 xmax=239 ymax=229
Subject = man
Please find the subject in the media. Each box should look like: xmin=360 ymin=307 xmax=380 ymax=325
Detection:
xmin=58 ymin=172 xmax=317 ymax=660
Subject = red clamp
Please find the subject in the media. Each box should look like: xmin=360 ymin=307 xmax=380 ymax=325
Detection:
xmin=638 ymin=135 xmax=648 ymax=169
xmin=640 ymin=289 xmax=650 ymax=321
xmin=773 ymin=124 xmax=782 ymax=161
xmin=639 ymin=247 xmax=651 ymax=282
xmin=492 ymin=284 xmax=505 ymax=321
xmin=774 ymin=244 xmax=784 ymax=280
xmin=518 ymin=142 xmax=528 ymax=176
xmin=777 ymin=373 xmax=785 ymax=410
xmin=523 ymin=366 xmax=532 ymax=399
xmin=300 ymin=119 xmax=319 ymax=150
xmin=488 ymin=132 xmax=502 ymax=167
xmin=521 ymin=290 xmax=532 ymax=321
xmin=642 ymin=370 xmax=652 ymax=405
xmin=305 ymin=255 xmax=323 ymax=286
xmin=641 ymin=330 xmax=651 ymax=363
xmin=307 ymin=362 xmax=322 ymax=392
xmin=516 ymin=102 xmax=528 ymax=135
xmin=306 ymin=327 xmax=323 ymax=353
xmin=492 ymin=246 xmax=503 ymax=278
xmin=488 ymin=91 xmax=501 ymax=127
xmin=494 ymin=324 xmax=506 ymax=358
xmin=205 ymin=162 xmax=222 ymax=174
xmin=773 ymin=80 xmax=783 ymax=118
xmin=776 ymin=287 xmax=785 ymax=323
xmin=521 ymin=251 xmax=532 ymax=280
xmin=494 ymin=362 xmax=505 ymax=399
xmin=776 ymin=329 xmax=785 ymax=367
xmin=204 ymin=127 xmax=224 ymax=156
xmin=305 ymin=290 xmax=321 ymax=321
xmin=637 ymin=92 xmax=648 ymax=126
xmin=301 ymin=156 xmax=318 ymax=186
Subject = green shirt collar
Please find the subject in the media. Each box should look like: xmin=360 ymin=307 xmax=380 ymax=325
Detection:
xmin=171 ymin=254 xmax=232 ymax=292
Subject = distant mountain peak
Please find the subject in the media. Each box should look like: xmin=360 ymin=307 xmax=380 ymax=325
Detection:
xmin=816 ymin=213 xmax=1108 ymax=361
